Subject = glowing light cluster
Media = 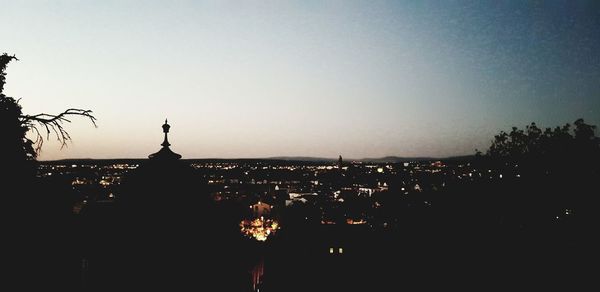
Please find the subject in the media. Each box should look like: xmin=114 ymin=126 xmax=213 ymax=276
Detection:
xmin=240 ymin=217 xmax=279 ymax=242
xmin=346 ymin=219 xmax=367 ymax=225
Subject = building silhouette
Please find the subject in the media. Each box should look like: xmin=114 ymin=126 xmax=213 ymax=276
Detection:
xmin=148 ymin=119 xmax=182 ymax=160
xmin=82 ymin=119 xmax=254 ymax=291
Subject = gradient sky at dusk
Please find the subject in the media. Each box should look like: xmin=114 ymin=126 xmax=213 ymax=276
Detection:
xmin=2 ymin=1 xmax=599 ymax=160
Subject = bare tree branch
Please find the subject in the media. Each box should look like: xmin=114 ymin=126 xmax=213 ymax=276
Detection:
xmin=20 ymin=108 xmax=97 ymax=153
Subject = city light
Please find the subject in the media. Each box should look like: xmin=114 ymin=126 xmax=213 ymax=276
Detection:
xmin=240 ymin=217 xmax=280 ymax=242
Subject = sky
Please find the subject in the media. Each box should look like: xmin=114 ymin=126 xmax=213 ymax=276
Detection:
xmin=2 ymin=1 xmax=599 ymax=160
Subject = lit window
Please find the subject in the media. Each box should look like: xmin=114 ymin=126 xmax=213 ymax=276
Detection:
xmin=329 ymin=247 xmax=334 ymax=254
xmin=338 ymin=247 xmax=343 ymax=254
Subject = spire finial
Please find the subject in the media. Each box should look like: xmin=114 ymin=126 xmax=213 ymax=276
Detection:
xmin=162 ymin=119 xmax=170 ymax=134
xmin=161 ymin=119 xmax=171 ymax=146
xmin=149 ymin=118 xmax=181 ymax=160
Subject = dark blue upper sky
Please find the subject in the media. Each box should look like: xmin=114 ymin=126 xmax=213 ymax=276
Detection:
xmin=2 ymin=1 xmax=599 ymax=159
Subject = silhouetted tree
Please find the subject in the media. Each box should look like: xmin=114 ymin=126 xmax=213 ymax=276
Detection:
xmin=1 ymin=53 xmax=96 ymax=178
xmin=483 ymin=119 xmax=599 ymax=241
xmin=2 ymin=53 xmax=97 ymax=290
xmin=487 ymin=119 xmax=599 ymax=168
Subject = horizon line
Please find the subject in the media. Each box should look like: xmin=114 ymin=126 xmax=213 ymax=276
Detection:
xmin=38 ymin=154 xmax=476 ymax=162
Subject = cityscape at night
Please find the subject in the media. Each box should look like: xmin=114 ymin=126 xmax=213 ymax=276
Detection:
xmin=2 ymin=1 xmax=599 ymax=291
xmin=29 ymin=135 xmax=594 ymax=290
xmin=40 ymin=156 xmax=526 ymax=232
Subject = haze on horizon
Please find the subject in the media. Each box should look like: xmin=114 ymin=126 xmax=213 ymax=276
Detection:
xmin=2 ymin=1 xmax=599 ymax=160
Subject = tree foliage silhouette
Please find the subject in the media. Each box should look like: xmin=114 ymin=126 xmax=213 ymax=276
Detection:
xmin=486 ymin=119 xmax=599 ymax=167
xmin=1 ymin=53 xmax=96 ymax=172
xmin=2 ymin=53 xmax=98 ymax=290
xmin=482 ymin=118 xmax=599 ymax=234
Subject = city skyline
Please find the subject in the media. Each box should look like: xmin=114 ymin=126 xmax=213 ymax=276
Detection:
xmin=2 ymin=1 xmax=599 ymax=160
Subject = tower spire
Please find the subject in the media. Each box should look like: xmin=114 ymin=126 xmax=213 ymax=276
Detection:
xmin=149 ymin=118 xmax=181 ymax=160
xmin=161 ymin=119 xmax=171 ymax=147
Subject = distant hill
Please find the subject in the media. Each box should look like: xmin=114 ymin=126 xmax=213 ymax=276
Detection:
xmin=358 ymin=156 xmax=435 ymax=163
xmin=265 ymin=156 xmax=427 ymax=163
xmin=266 ymin=156 xmax=337 ymax=162
xmin=267 ymin=156 xmax=439 ymax=163
xmin=360 ymin=155 xmax=477 ymax=163
xmin=268 ymin=155 xmax=476 ymax=163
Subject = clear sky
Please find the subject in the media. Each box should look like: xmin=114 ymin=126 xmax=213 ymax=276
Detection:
xmin=2 ymin=1 xmax=599 ymax=160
